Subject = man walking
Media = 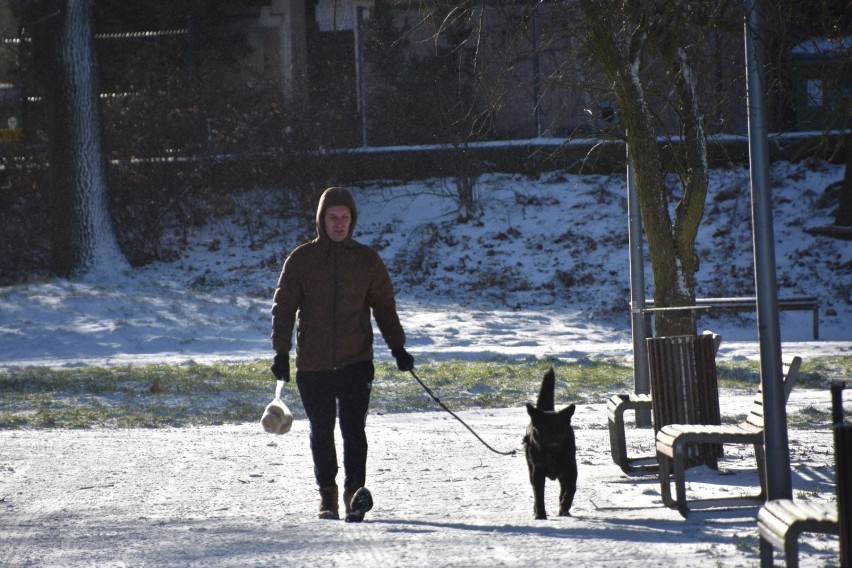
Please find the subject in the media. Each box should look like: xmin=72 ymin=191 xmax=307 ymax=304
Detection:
xmin=270 ymin=186 xmax=415 ymax=522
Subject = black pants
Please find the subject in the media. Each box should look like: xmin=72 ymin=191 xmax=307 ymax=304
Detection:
xmin=296 ymin=360 xmax=373 ymax=492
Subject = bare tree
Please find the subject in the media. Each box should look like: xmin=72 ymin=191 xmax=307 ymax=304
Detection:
xmin=389 ymin=2 xmax=493 ymax=220
xmin=575 ymin=1 xmax=740 ymax=336
xmin=21 ymin=0 xmax=127 ymax=278
xmin=423 ymin=0 xmax=737 ymax=336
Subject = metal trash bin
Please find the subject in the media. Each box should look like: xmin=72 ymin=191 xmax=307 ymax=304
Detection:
xmin=647 ymin=334 xmax=722 ymax=468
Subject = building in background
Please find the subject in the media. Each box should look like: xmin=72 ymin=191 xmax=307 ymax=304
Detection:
xmin=789 ymin=36 xmax=852 ymax=132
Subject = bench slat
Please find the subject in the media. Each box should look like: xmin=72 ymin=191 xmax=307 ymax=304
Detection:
xmin=764 ymin=500 xmax=838 ymax=525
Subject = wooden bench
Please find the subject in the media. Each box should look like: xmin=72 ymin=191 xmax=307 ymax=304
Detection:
xmin=645 ymin=296 xmax=820 ymax=339
xmin=607 ymin=332 xmax=721 ymax=474
xmin=607 ymin=393 xmax=654 ymax=473
xmin=655 ymin=356 xmax=802 ymax=517
xmin=757 ymin=500 xmax=839 ymax=568
xmin=758 ymin=379 xmax=851 ymax=567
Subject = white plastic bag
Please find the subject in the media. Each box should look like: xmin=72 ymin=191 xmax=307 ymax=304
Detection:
xmin=261 ymin=379 xmax=294 ymax=434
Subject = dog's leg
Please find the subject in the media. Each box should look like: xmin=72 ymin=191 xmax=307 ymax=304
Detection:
xmin=557 ymin=477 xmax=576 ymax=516
xmin=532 ymin=472 xmax=547 ymax=520
xmin=558 ymin=463 xmax=578 ymax=516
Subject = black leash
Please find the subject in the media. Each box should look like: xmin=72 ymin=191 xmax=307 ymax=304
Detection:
xmin=408 ymin=369 xmax=517 ymax=456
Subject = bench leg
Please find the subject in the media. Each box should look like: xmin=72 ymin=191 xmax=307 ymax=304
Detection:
xmin=673 ymin=443 xmax=689 ymax=517
xmin=658 ymin=451 xmax=676 ymax=508
xmin=608 ymin=405 xmax=630 ymax=474
xmin=813 ymin=307 xmax=819 ymax=340
xmin=759 ymin=536 xmax=775 ymax=567
xmin=608 ymin=398 xmax=655 ymax=474
xmin=755 ymin=444 xmax=767 ymax=500
xmin=784 ymin=534 xmax=800 ymax=568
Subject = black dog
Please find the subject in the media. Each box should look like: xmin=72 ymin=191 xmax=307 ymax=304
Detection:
xmin=523 ymin=366 xmax=577 ymax=520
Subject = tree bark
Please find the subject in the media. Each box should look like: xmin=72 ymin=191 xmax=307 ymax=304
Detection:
xmin=27 ymin=0 xmax=126 ymax=278
xmin=667 ymin=45 xmax=711 ymax=328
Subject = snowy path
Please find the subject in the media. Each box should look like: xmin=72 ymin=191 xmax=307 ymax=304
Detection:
xmin=0 ymin=391 xmax=842 ymax=567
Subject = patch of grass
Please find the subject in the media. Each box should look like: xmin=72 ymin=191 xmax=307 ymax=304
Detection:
xmin=0 ymin=355 xmax=848 ymax=430
xmin=795 ymin=356 xmax=852 ymax=389
xmin=716 ymin=360 xmax=761 ymax=390
xmin=787 ymin=405 xmax=832 ymax=430
xmin=731 ymin=533 xmax=758 ymax=555
xmin=371 ymin=356 xmax=634 ymax=415
xmin=715 ymin=357 xmax=851 ymax=392
xmin=0 ymin=361 xmax=275 ymax=429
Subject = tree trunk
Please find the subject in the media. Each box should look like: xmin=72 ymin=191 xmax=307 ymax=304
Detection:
xmin=619 ymin=87 xmax=695 ymax=337
xmin=28 ymin=0 xmax=126 ymax=278
xmin=667 ymin=45 xmax=711 ymax=327
xmin=835 ymin=132 xmax=852 ymax=227
xmin=580 ymin=1 xmax=697 ymax=338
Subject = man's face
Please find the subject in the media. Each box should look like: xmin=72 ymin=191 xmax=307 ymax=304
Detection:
xmin=324 ymin=205 xmax=352 ymax=242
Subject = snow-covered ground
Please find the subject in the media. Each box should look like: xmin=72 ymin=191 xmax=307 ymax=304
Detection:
xmin=1 ymin=392 xmax=844 ymax=566
xmin=1 ymin=160 xmax=850 ymax=566
xmin=0 ymin=159 xmax=849 ymax=368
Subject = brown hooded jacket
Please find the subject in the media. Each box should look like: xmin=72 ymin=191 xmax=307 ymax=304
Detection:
xmin=270 ymin=187 xmax=406 ymax=371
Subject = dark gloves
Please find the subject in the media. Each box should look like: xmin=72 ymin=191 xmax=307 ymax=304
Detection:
xmin=270 ymin=353 xmax=290 ymax=382
xmin=391 ymin=346 xmax=414 ymax=372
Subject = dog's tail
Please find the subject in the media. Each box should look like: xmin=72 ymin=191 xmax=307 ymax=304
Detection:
xmin=536 ymin=366 xmax=556 ymax=411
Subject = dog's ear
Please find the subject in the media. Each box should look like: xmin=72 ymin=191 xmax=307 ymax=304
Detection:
xmin=526 ymin=402 xmax=540 ymax=417
xmin=558 ymin=403 xmax=576 ymax=420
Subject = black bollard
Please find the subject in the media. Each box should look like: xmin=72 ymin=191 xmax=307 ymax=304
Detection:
xmin=831 ymin=381 xmax=851 ymax=568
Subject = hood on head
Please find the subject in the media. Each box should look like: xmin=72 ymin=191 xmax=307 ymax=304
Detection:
xmin=315 ymin=186 xmax=357 ymax=240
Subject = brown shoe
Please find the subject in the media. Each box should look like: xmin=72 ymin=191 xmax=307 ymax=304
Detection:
xmin=318 ymin=485 xmax=339 ymax=520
